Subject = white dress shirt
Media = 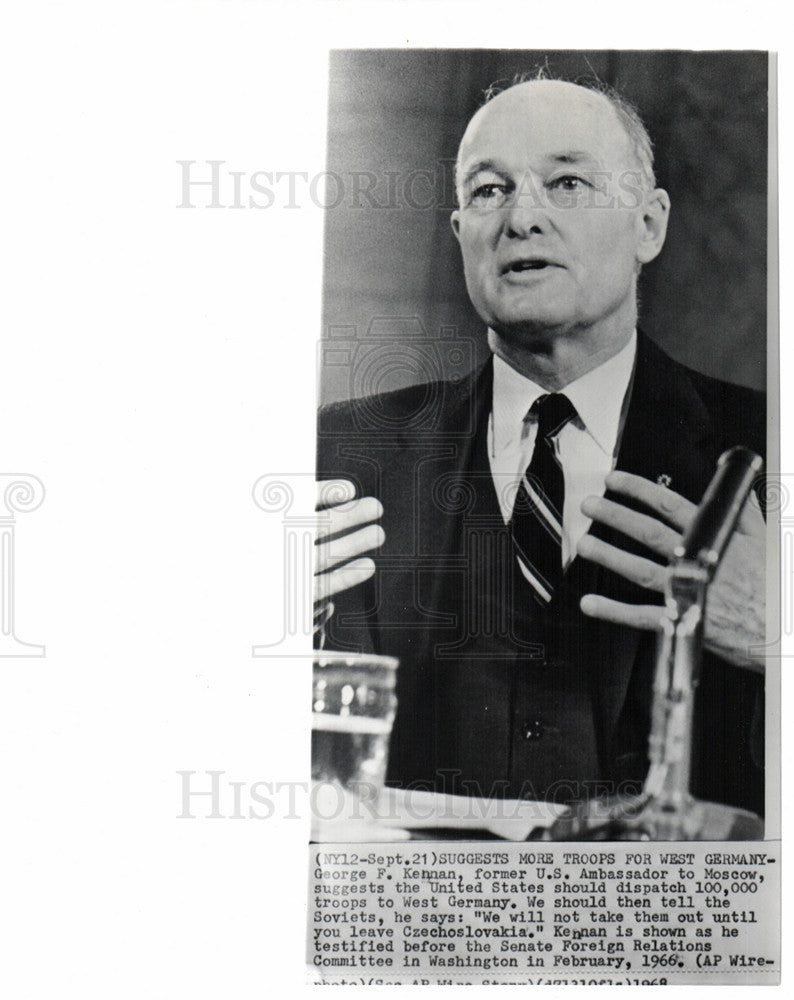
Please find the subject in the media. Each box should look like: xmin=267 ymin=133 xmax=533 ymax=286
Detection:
xmin=488 ymin=332 xmax=637 ymax=567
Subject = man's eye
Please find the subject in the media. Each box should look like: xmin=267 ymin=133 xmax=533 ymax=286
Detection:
xmin=547 ymin=174 xmax=593 ymax=208
xmin=469 ymin=183 xmax=509 ymax=207
xmin=549 ymin=175 xmax=589 ymax=191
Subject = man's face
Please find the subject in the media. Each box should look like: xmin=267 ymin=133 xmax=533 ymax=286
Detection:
xmin=451 ymin=81 xmax=664 ymax=347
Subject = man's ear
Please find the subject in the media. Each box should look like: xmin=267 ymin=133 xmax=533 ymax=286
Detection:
xmin=450 ymin=209 xmax=461 ymax=242
xmin=636 ymin=188 xmax=670 ymax=265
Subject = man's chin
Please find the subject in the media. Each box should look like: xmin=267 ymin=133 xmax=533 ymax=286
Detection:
xmin=487 ymin=316 xmax=571 ymax=346
xmin=480 ymin=291 xmax=571 ymax=339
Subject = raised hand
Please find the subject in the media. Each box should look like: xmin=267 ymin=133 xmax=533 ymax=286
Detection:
xmin=576 ymin=470 xmax=765 ymax=671
xmin=314 ymin=480 xmax=385 ymax=617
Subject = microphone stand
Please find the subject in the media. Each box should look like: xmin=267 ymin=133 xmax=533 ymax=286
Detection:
xmin=545 ymin=447 xmax=764 ymax=842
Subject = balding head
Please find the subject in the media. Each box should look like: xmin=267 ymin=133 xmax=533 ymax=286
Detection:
xmin=455 ymin=79 xmax=656 ymax=207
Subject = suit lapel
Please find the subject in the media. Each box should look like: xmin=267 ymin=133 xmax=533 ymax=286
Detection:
xmin=369 ymin=362 xmax=494 ymax=650
xmin=613 ymin=332 xmax=714 ymax=497
xmin=410 ymin=362 xmax=496 ymax=646
xmin=586 ymin=331 xmax=717 ymax=738
xmin=593 ymin=331 xmax=715 ymax=595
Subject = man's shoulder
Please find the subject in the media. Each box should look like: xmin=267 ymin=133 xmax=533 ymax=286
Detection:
xmin=680 ymin=359 xmax=764 ymax=420
xmin=318 ymin=365 xmax=486 ymax=436
xmin=670 ymin=353 xmax=764 ymax=405
xmin=318 ymin=380 xmax=446 ymax=430
xmin=640 ymin=333 xmax=766 ymax=450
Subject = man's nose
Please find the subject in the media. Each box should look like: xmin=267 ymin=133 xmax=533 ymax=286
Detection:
xmin=504 ymin=190 xmax=548 ymax=238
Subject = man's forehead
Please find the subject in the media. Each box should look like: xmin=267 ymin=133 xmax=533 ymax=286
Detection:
xmin=458 ymin=80 xmax=631 ymax=169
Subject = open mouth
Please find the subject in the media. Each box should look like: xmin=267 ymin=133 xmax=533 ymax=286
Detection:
xmin=503 ymin=259 xmax=555 ymax=274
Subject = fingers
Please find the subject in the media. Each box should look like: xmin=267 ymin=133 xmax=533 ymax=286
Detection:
xmin=316 ymin=496 xmax=384 ymax=542
xmin=580 ymin=594 xmax=665 ymax=632
xmin=313 ymin=599 xmax=335 ymax=639
xmin=576 ymin=473 xmax=687 ymax=626
xmin=577 ymin=535 xmax=667 ymax=593
xmin=315 ymin=522 xmax=386 ymax=574
xmin=607 ymin=469 xmax=766 ymax=542
xmin=316 ymin=479 xmax=357 ymax=509
xmin=603 ymin=470 xmax=697 ymax=533
xmin=580 ymin=471 xmax=767 ymax=656
xmin=314 ymin=479 xmax=385 ymax=603
xmin=314 ymin=557 xmax=377 ymax=602
xmin=314 ymin=600 xmax=335 ymax=625
xmin=581 ymin=494 xmax=681 ymax=559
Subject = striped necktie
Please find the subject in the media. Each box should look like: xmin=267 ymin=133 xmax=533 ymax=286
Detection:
xmin=510 ymin=393 xmax=576 ymax=604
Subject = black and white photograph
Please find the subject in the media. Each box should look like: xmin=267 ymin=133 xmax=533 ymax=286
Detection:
xmin=1 ymin=2 xmax=788 ymax=996
xmin=315 ymin=50 xmax=770 ymax=822
xmin=309 ymin=47 xmax=780 ymax=984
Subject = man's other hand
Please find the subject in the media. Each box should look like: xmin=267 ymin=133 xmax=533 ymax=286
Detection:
xmin=314 ymin=480 xmax=385 ymax=614
xmin=577 ymin=470 xmax=765 ymax=672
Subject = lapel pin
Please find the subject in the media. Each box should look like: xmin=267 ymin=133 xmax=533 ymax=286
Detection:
xmin=656 ymin=473 xmax=672 ymax=488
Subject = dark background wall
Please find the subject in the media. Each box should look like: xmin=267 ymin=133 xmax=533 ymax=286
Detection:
xmin=320 ymin=50 xmax=768 ymax=404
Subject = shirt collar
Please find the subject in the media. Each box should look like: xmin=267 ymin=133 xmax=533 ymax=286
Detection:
xmin=491 ymin=330 xmax=637 ymax=456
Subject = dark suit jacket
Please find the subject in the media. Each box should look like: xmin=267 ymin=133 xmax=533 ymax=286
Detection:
xmin=317 ymin=332 xmax=765 ymax=814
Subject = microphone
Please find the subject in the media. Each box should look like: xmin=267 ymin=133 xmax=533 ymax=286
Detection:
xmin=545 ymin=445 xmax=765 ymax=841
xmin=674 ymin=445 xmax=763 ymax=576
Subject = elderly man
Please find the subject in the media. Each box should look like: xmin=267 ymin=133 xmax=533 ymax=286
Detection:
xmin=315 ymin=78 xmax=766 ymax=813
